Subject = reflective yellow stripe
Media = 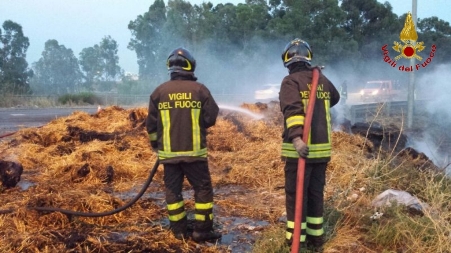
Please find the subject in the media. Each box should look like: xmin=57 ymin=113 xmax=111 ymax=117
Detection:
xmin=325 ymin=99 xmax=331 ymax=146
xmin=281 ymin=98 xmax=334 ymax=159
xmin=169 ymin=211 xmax=186 ymax=221
xmin=286 ymin=221 xmax=307 ymax=229
xmin=309 ymin=143 xmax=331 ymax=151
xmin=161 ymin=110 xmax=171 ymax=152
xmin=282 ymin=142 xmax=299 ymax=158
xmin=286 ymin=231 xmax=307 ymax=242
xmin=302 ymin=98 xmax=309 ymax=114
xmin=158 ymin=148 xmax=207 ymax=160
xmin=194 ymin=213 xmax=213 ymax=221
xmin=282 ymin=141 xmax=331 ymax=158
xmin=303 ymin=98 xmax=312 ymax=146
xmin=195 ymin=214 xmax=205 ymax=221
xmin=282 ymin=143 xmax=296 ymax=150
xmin=308 ymin=150 xmax=331 ymax=158
xmin=148 ymin=132 xmax=157 ymax=141
xmin=307 ymin=216 xmax=323 ymax=224
xmin=286 ymin=115 xmax=305 ymax=128
xmin=191 ymin=109 xmax=201 ymax=151
xmin=167 ymin=201 xmax=184 ymax=211
xmin=286 ymin=231 xmax=291 ymax=239
xmin=307 ymin=227 xmax=324 ymax=236
xmin=195 ymin=202 xmax=213 ymax=210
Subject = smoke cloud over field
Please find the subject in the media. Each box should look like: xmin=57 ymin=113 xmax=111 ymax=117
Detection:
xmin=408 ymin=63 xmax=451 ymax=169
xmin=151 ymin=36 xmax=451 ymax=169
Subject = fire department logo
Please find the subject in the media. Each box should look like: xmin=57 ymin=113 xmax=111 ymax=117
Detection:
xmin=392 ymin=12 xmax=425 ymax=61
xmin=381 ymin=12 xmax=436 ymax=72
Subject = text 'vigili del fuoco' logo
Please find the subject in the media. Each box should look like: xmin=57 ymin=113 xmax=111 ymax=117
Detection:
xmin=382 ymin=12 xmax=436 ymax=72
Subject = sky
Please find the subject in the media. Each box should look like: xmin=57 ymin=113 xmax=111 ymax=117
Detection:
xmin=1 ymin=0 xmax=450 ymax=75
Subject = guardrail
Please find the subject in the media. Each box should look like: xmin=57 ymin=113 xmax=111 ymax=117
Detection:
xmin=348 ymin=100 xmax=433 ymax=125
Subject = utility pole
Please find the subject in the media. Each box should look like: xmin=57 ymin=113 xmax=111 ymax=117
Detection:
xmin=407 ymin=0 xmax=417 ymax=128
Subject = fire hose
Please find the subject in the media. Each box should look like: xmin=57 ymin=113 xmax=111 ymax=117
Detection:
xmin=291 ymin=67 xmax=321 ymax=253
xmin=0 ymin=131 xmax=18 ymax=139
xmin=0 ymin=159 xmax=160 ymax=217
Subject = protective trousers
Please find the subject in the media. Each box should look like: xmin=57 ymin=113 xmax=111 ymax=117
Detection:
xmin=284 ymin=161 xmax=327 ymax=243
xmin=163 ymin=161 xmax=214 ymax=234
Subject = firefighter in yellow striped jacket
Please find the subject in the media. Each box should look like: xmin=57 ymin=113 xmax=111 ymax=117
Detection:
xmin=145 ymin=48 xmax=221 ymax=242
xmin=279 ymin=39 xmax=340 ymax=250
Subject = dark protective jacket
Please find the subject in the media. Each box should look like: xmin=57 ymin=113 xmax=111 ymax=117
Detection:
xmin=146 ymin=74 xmax=219 ymax=164
xmin=279 ymin=66 xmax=340 ymax=163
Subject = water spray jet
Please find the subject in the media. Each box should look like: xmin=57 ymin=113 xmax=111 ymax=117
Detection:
xmin=218 ymin=104 xmax=264 ymax=120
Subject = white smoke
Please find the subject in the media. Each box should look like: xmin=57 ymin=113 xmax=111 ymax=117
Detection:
xmin=407 ymin=63 xmax=451 ymax=170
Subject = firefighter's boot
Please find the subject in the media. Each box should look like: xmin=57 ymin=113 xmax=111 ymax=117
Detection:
xmin=306 ymin=235 xmax=324 ymax=252
xmin=170 ymin=217 xmax=187 ymax=240
xmin=192 ymin=230 xmax=222 ymax=242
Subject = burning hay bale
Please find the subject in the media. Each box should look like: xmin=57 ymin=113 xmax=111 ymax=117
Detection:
xmin=0 ymin=160 xmax=23 ymax=189
xmin=351 ymin=122 xmax=407 ymax=153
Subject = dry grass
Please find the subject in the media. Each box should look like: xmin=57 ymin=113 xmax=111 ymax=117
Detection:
xmin=0 ymin=103 xmax=450 ymax=252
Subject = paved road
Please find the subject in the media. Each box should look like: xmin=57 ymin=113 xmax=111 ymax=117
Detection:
xmin=0 ymin=107 xmax=99 ymax=135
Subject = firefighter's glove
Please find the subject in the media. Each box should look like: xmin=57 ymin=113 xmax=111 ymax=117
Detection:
xmin=293 ymin=137 xmax=309 ymax=158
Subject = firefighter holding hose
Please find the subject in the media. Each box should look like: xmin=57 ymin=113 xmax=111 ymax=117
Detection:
xmin=279 ymin=38 xmax=340 ymax=251
xmin=145 ymin=48 xmax=221 ymax=242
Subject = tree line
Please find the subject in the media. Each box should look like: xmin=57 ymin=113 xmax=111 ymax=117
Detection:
xmin=1 ymin=0 xmax=450 ymax=96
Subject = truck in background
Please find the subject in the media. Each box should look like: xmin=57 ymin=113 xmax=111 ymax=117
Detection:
xmin=360 ymin=80 xmax=407 ymax=102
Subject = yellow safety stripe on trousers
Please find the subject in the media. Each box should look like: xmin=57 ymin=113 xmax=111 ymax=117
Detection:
xmin=281 ymin=143 xmax=331 ymax=158
xmin=286 ymin=115 xmax=305 ymax=128
xmin=161 ymin=110 xmax=171 ymax=152
xmin=307 ymin=227 xmax=324 ymax=236
xmin=286 ymin=220 xmax=307 ymax=241
xmin=191 ymin=109 xmax=201 ymax=151
xmin=169 ymin=211 xmax=186 ymax=221
xmin=148 ymin=132 xmax=157 ymax=141
xmin=167 ymin=200 xmax=184 ymax=211
xmin=286 ymin=221 xmax=307 ymax=229
xmin=195 ymin=202 xmax=214 ymax=210
xmin=307 ymin=216 xmax=323 ymax=224
xmin=195 ymin=213 xmax=213 ymax=221
xmin=286 ymin=232 xmax=307 ymax=242
xmin=158 ymin=148 xmax=207 ymax=160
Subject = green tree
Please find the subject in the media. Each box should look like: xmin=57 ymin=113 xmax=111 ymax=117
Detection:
xmin=31 ymin=40 xmax=83 ymax=95
xmin=165 ymin=0 xmax=196 ymax=45
xmin=79 ymin=45 xmax=102 ymax=85
xmin=128 ymin=0 xmax=167 ymax=82
xmin=266 ymin=1 xmax=310 ymax=40
xmin=0 ymin=20 xmax=33 ymax=94
xmin=99 ymin=36 xmax=122 ymax=81
xmin=237 ymin=0 xmax=271 ymax=47
xmin=79 ymin=36 xmax=122 ymax=91
xmin=341 ymin=0 xmax=401 ymax=60
xmin=417 ymin=16 xmax=451 ymax=64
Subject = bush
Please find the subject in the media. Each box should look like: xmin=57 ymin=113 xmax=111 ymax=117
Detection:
xmin=58 ymin=92 xmax=104 ymax=105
